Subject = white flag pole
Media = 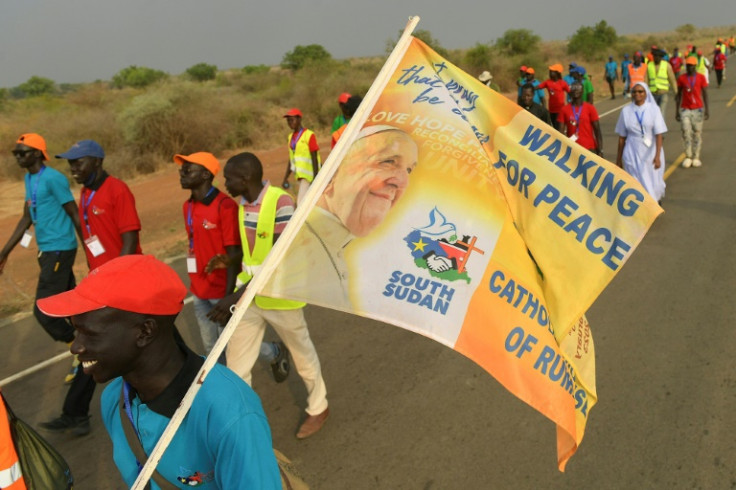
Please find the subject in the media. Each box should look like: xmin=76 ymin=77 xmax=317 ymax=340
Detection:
xmin=131 ymin=15 xmax=420 ymax=489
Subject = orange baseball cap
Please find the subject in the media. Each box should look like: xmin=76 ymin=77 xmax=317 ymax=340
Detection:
xmin=338 ymin=92 xmax=351 ymax=104
xmin=37 ymin=255 xmax=187 ymax=317
xmin=526 ymin=67 xmax=535 ymax=74
xmin=16 ymin=133 xmax=50 ymax=160
xmin=173 ymin=152 xmax=220 ymax=175
xmin=283 ymin=108 xmax=303 ymax=118
xmin=685 ymin=56 xmax=698 ymax=65
xmin=549 ymin=64 xmax=563 ymax=73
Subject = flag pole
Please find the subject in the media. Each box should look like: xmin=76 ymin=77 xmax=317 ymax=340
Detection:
xmin=131 ymin=15 xmax=420 ymax=489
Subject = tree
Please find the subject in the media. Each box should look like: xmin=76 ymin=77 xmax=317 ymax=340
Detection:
xmin=567 ymin=20 xmax=618 ymax=59
xmin=112 ymin=65 xmax=168 ymax=89
xmin=675 ymin=24 xmax=696 ymax=37
xmin=386 ymin=28 xmax=448 ymax=58
xmin=464 ymin=43 xmax=493 ymax=71
xmin=281 ymin=44 xmax=332 ymax=70
xmin=185 ymin=63 xmax=217 ymax=82
xmin=16 ymin=76 xmax=56 ymax=97
xmin=495 ymin=29 xmax=540 ymax=55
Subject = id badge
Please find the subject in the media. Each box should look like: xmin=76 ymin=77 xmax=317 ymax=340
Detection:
xmin=20 ymin=230 xmax=33 ymax=248
xmin=570 ymin=134 xmax=579 ymax=142
xmin=84 ymin=235 xmax=106 ymax=257
xmin=642 ymin=136 xmax=652 ymax=147
xmin=187 ymin=255 xmax=198 ymax=273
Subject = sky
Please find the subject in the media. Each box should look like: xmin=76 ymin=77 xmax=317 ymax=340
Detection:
xmin=1 ymin=0 xmax=732 ymax=88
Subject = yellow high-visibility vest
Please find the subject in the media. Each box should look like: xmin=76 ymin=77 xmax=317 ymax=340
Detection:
xmin=647 ymin=62 xmax=670 ymax=92
xmin=287 ymin=129 xmax=321 ymax=183
xmin=236 ymin=186 xmax=305 ymax=310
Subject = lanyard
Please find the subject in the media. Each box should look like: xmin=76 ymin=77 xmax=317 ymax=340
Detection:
xmin=634 ymin=109 xmax=646 ymax=136
xmin=571 ymin=105 xmax=583 ymax=134
xmin=289 ymin=128 xmax=305 ymax=151
xmin=687 ymin=75 xmax=697 ymax=90
xmin=122 ymin=382 xmax=144 ymax=473
xmin=82 ymin=189 xmax=96 ymax=235
xmin=27 ymin=165 xmax=46 ymax=223
xmin=186 ymin=187 xmax=215 ymax=251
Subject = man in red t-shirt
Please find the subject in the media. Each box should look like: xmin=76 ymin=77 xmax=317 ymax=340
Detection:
xmin=712 ymin=48 xmax=727 ymax=88
xmin=538 ymin=64 xmax=570 ymax=131
xmin=558 ymin=82 xmax=603 ymax=155
xmin=676 ymin=56 xmax=710 ymax=168
xmin=175 ymin=152 xmax=290 ymax=381
xmin=40 ymin=139 xmax=142 ymax=436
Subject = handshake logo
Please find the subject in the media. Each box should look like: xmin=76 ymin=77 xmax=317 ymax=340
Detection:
xmin=403 ymin=207 xmax=484 ymax=284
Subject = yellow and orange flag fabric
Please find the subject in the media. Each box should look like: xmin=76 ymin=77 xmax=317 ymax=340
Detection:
xmin=262 ymin=38 xmax=662 ymax=470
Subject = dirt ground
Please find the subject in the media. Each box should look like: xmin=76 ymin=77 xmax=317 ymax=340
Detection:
xmin=0 ymin=141 xmax=331 ymax=318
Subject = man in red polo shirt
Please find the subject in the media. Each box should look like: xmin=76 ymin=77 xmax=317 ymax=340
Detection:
xmin=558 ymin=82 xmax=603 ymax=156
xmin=39 ymin=139 xmax=142 ymax=436
xmin=538 ymin=64 xmax=570 ymax=132
xmin=676 ymin=56 xmax=710 ymax=168
xmin=175 ymin=152 xmax=290 ymax=380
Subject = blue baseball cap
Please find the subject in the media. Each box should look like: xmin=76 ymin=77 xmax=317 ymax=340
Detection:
xmin=572 ymin=66 xmax=587 ymax=75
xmin=56 ymin=139 xmax=105 ymax=160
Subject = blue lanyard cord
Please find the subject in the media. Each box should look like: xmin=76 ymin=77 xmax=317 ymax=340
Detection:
xmin=186 ymin=187 xmax=216 ymax=251
xmin=82 ymin=190 xmax=96 ymax=235
xmin=634 ymin=109 xmax=646 ymax=136
xmin=122 ymin=382 xmax=144 ymax=473
xmin=571 ymin=105 xmax=583 ymax=134
xmin=27 ymin=165 xmax=46 ymax=223
xmin=688 ymin=75 xmax=697 ymax=90
xmin=289 ymin=128 xmax=305 ymax=151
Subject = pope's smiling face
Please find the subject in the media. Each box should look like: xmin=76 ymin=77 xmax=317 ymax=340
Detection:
xmin=320 ymin=130 xmax=418 ymax=237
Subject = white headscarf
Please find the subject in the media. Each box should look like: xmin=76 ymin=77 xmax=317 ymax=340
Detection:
xmin=631 ymin=81 xmax=657 ymax=106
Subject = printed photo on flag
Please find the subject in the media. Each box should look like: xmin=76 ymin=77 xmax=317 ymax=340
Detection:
xmin=259 ymin=36 xmax=662 ymax=471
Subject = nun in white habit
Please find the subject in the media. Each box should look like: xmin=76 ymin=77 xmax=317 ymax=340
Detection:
xmin=614 ymin=81 xmax=667 ymax=202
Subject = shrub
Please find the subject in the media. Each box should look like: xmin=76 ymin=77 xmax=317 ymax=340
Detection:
xmin=281 ymin=44 xmax=332 ymax=70
xmin=112 ymin=65 xmax=168 ymax=89
xmin=464 ymin=43 xmax=493 ymax=71
xmin=242 ymin=64 xmax=270 ymax=75
xmin=15 ymin=76 xmax=56 ymax=97
xmin=496 ymin=29 xmax=541 ymax=55
xmin=186 ymin=63 xmax=218 ymax=82
xmin=676 ymin=24 xmax=697 ymax=36
xmin=568 ymin=20 xmax=618 ymax=59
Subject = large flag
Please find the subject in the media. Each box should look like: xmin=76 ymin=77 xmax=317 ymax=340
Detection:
xmin=131 ymin=21 xmax=663 ymax=488
xmin=260 ymin=38 xmax=663 ymax=470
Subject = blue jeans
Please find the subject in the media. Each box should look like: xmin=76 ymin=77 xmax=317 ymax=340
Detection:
xmin=192 ymin=295 xmax=278 ymax=364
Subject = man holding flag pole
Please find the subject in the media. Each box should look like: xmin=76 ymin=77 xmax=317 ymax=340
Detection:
xmin=119 ymin=15 xmax=662 ymax=488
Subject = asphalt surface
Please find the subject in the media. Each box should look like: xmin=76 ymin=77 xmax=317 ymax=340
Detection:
xmin=1 ymin=78 xmax=735 ymax=489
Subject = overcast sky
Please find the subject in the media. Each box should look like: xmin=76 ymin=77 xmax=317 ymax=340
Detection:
xmin=1 ymin=0 xmax=732 ymax=88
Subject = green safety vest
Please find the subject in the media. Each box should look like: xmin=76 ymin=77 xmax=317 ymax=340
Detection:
xmin=647 ymin=62 xmax=670 ymax=92
xmin=696 ymin=56 xmax=707 ymax=76
xmin=237 ymin=186 xmax=304 ymax=310
xmin=287 ymin=128 xmax=321 ymax=183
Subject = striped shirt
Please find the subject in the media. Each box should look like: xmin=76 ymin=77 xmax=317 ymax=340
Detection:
xmin=239 ymin=182 xmax=294 ymax=251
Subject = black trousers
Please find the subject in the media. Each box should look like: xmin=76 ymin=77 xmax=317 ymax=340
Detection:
xmin=34 ymin=249 xmax=76 ymax=343
xmin=63 ymin=370 xmax=96 ymax=418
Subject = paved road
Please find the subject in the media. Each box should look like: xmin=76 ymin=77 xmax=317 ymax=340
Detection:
xmin=1 ymin=79 xmax=734 ymax=489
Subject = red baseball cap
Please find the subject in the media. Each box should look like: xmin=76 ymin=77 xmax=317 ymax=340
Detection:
xmin=338 ymin=92 xmax=351 ymax=104
xmin=37 ymin=255 xmax=187 ymax=317
xmin=173 ymin=152 xmax=220 ymax=175
xmin=283 ymin=108 xmax=302 ymax=117
xmin=16 ymin=133 xmax=50 ymax=161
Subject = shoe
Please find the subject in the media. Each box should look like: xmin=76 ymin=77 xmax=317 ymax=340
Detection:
xmin=39 ymin=414 xmax=91 ymax=436
xmin=682 ymin=158 xmax=692 ymax=168
xmin=296 ymin=408 xmax=329 ymax=439
xmin=692 ymin=159 xmax=702 ymax=167
xmin=64 ymin=354 xmax=80 ymax=384
xmin=270 ymin=342 xmax=290 ymax=383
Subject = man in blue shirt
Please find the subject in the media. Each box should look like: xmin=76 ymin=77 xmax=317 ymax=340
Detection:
xmin=1 ymin=133 xmax=82 ymax=345
xmin=621 ymin=54 xmax=632 ymax=97
xmin=605 ymin=56 xmax=619 ymax=100
xmin=37 ymin=255 xmax=281 ymax=489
